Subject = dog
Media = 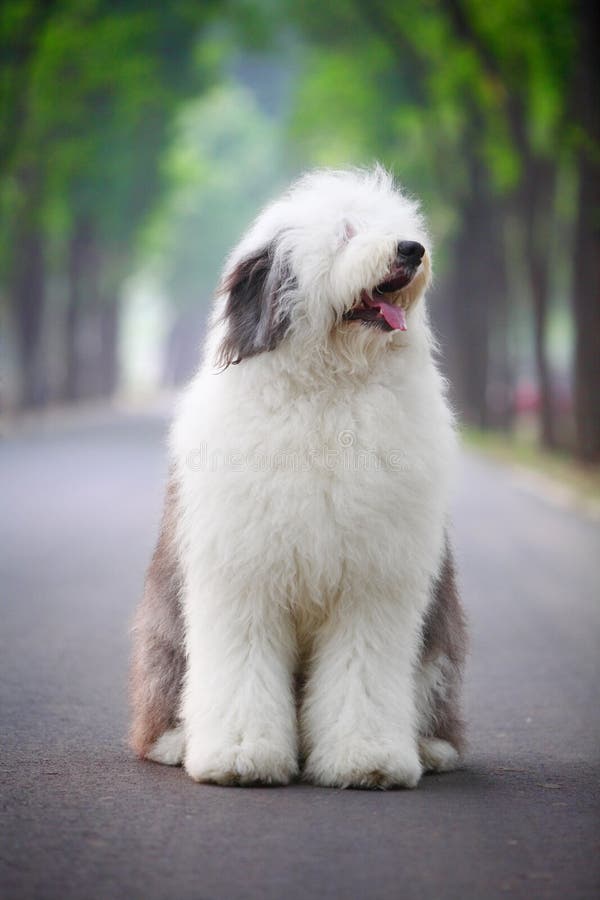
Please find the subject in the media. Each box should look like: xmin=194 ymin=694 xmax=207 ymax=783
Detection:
xmin=130 ymin=166 xmax=467 ymax=789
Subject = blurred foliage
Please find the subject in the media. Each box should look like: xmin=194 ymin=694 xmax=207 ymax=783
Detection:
xmin=0 ymin=0 xmax=598 ymax=459
xmin=144 ymin=83 xmax=288 ymax=307
xmin=286 ymin=0 xmax=574 ymax=199
xmin=1 ymin=0 xmax=217 ymax=258
xmin=0 ymin=0 xmax=219 ymax=402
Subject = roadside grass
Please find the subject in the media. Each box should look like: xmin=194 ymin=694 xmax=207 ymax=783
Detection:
xmin=462 ymin=426 xmax=600 ymax=512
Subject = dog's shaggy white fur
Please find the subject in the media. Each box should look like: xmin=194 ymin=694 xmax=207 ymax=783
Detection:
xmin=130 ymin=167 xmax=467 ymax=789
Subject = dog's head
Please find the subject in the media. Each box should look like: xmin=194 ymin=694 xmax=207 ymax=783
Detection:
xmin=215 ymin=167 xmax=431 ymax=368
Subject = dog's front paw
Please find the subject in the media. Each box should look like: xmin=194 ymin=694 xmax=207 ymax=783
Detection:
xmin=304 ymin=739 xmax=422 ymax=790
xmin=184 ymin=738 xmax=298 ymax=786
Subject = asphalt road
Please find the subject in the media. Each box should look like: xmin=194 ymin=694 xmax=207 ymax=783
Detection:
xmin=1 ymin=409 xmax=599 ymax=900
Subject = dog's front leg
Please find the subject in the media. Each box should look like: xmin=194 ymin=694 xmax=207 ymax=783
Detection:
xmin=182 ymin=576 xmax=298 ymax=786
xmin=301 ymin=584 xmax=424 ymax=789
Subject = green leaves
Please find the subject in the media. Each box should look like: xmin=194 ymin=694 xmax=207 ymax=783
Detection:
xmin=146 ymin=83 xmax=288 ymax=308
xmin=1 ymin=1 xmax=216 ymax=268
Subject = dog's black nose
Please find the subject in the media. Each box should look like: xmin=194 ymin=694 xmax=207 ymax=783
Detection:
xmin=397 ymin=241 xmax=425 ymax=262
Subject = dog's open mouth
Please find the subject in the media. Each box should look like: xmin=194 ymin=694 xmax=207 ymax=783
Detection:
xmin=343 ymin=266 xmax=416 ymax=331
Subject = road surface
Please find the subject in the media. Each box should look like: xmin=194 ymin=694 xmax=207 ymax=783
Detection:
xmin=1 ymin=410 xmax=598 ymax=900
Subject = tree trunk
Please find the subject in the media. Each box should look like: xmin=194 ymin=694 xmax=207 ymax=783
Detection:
xmin=571 ymin=0 xmax=600 ymax=462
xmin=440 ymin=147 xmax=509 ymax=430
xmin=64 ymin=218 xmax=92 ymax=401
xmin=62 ymin=217 xmax=107 ymax=402
xmin=10 ymin=166 xmax=46 ymax=409
xmin=444 ymin=220 xmax=489 ymax=428
xmin=98 ymin=300 xmax=119 ymax=397
xmin=521 ymin=156 xmax=557 ymax=449
xmin=486 ymin=203 xmax=513 ymax=432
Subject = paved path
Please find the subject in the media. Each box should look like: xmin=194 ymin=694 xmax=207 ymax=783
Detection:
xmin=1 ymin=411 xmax=598 ymax=900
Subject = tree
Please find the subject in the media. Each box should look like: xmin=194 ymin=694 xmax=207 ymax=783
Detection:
xmin=441 ymin=0 xmax=573 ymax=448
xmin=0 ymin=0 xmax=217 ymax=407
xmin=0 ymin=1 xmax=59 ymax=405
xmin=571 ymin=0 xmax=600 ymax=462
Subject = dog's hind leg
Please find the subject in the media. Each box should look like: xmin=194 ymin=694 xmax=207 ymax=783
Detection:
xmin=416 ymin=538 xmax=468 ymax=772
xmin=129 ymin=478 xmax=186 ymax=765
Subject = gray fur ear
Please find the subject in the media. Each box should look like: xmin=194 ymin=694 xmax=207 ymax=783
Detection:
xmin=216 ymin=243 xmax=291 ymax=367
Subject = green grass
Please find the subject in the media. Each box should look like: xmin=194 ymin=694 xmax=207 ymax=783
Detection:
xmin=462 ymin=427 xmax=600 ymax=508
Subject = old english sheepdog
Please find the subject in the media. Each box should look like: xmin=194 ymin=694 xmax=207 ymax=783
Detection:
xmin=130 ymin=166 xmax=467 ymax=789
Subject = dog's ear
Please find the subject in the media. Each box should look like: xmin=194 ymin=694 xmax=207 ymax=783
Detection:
xmin=216 ymin=243 xmax=291 ymax=367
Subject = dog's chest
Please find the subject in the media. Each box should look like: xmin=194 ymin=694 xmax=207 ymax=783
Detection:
xmin=177 ymin=368 xmax=452 ymax=607
xmin=252 ymin=381 xmax=448 ymax=573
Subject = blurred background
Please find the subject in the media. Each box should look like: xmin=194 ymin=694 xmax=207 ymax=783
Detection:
xmin=1 ymin=0 xmax=598 ymax=467
xmin=2 ymin=5 xmax=599 ymax=894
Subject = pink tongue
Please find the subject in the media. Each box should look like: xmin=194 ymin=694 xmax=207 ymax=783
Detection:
xmin=363 ymin=294 xmax=407 ymax=331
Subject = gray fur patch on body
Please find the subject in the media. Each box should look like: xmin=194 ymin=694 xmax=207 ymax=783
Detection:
xmin=416 ymin=540 xmax=468 ymax=756
xmin=129 ymin=478 xmax=186 ymax=759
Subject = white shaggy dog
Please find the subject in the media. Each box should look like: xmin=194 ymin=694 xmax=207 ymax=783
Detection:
xmin=130 ymin=166 xmax=467 ymax=789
